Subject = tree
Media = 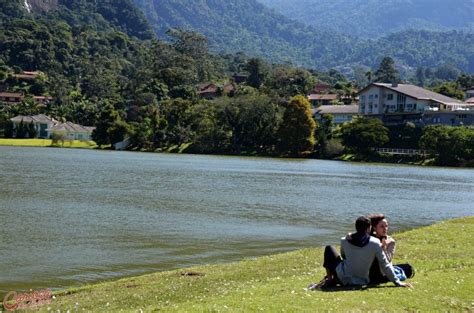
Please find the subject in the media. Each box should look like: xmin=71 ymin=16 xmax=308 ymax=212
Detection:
xmin=215 ymin=94 xmax=282 ymax=154
xmin=434 ymin=64 xmax=460 ymax=81
xmin=415 ymin=67 xmax=425 ymax=87
xmin=365 ymin=71 xmax=373 ymax=84
xmin=245 ymin=58 xmax=268 ymax=89
xmin=315 ymin=114 xmax=333 ymax=157
xmin=27 ymin=121 xmax=37 ymax=138
xmin=276 ymin=95 xmax=316 ymax=156
xmin=456 ymin=74 xmax=474 ymax=90
xmin=4 ymin=120 xmax=14 ymax=138
xmin=374 ymin=57 xmax=399 ymax=83
xmin=432 ymin=82 xmax=465 ymax=100
xmin=92 ymin=101 xmax=129 ymax=147
xmin=420 ymin=125 xmax=474 ymax=166
xmin=339 ymin=117 xmax=389 ymax=155
xmin=16 ymin=119 xmax=26 ymax=138
xmin=353 ymin=66 xmax=369 ymax=88
xmin=268 ymin=65 xmax=316 ymax=97
xmin=157 ymin=98 xmax=195 ymax=147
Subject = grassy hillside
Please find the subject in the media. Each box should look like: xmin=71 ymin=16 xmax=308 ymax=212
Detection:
xmin=17 ymin=217 xmax=473 ymax=312
xmin=259 ymin=0 xmax=474 ymax=38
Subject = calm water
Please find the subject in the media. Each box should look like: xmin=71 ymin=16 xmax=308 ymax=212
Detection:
xmin=0 ymin=146 xmax=473 ymax=295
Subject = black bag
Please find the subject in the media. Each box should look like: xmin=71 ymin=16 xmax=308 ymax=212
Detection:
xmin=395 ymin=263 xmax=415 ymax=278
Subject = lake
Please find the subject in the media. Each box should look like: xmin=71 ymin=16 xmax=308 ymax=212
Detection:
xmin=0 ymin=146 xmax=473 ymax=295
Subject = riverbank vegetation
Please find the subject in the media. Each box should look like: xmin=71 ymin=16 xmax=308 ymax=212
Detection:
xmin=15 ymin=217 xmax=472 ymax=312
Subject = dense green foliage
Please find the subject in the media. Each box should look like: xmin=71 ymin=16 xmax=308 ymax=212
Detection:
xmin=259 ymin=0 xmax=474 ymax=38
xmin=276 ymin=95 xmax=316 ymax=156
xmin=373 ymin=57 xmax=400 ymax=83
xmin=420 ymin=125 xmax=474 ymax=166
xmin=133 ymin=0 xmax=474 ymax=72
xmin=339 ymin=117 xmax=389 ymax=155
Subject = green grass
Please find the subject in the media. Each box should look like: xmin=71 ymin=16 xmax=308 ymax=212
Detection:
xmin=10 ymin=217 xmax=474 ymax=312
xmin=0 ymin=138 xmax=97 ymax=149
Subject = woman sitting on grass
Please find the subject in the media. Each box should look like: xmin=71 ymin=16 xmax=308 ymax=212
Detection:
xmin=368 ymin=214 xmax=414 ymax=283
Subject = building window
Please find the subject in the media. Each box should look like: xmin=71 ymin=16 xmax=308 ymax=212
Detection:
xmin=375 ymin=94 xmax=378 ymax=99
xmin=387 ymin=94 xmax=393 ymax=100
xmin=369 ymin=95 xmax=373 ymax=100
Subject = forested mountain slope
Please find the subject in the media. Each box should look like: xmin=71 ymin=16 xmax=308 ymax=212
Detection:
xmin=133 ymin=0 xmax=474 ymax=72
xmin=0 ymin=0 xmax=154 ymax=40
xmin=258 ymin=0 xmax=474 ymax=38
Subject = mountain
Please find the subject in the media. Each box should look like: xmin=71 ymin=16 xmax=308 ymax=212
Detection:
xmin=258 ymin=0 xmax=474 ymax=38
xmin=133 ymin=0 xmax=474 ymax=72
xmin=0 ymin=0 xmax=154 ymax=40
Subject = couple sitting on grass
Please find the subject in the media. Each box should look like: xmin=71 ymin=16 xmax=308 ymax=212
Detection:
xmin=309 ymin=214 xmax=414 ymax=290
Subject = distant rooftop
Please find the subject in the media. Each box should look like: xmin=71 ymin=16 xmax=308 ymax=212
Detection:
xmin=46 ymin=121 xmax=95 ymax=133
xmin=10 ymin=114 xmax=56 ymax=124
xmin=314 ymin=104 xmax=359 ymax=115
xmin=308 ymin=94 xmax=338 ymax=101
xmin=367 ymin=83 xmax=464 ymax=105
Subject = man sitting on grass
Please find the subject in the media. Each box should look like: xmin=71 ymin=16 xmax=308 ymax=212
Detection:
xmin=310 ymin=216 xmax=412 ymax=289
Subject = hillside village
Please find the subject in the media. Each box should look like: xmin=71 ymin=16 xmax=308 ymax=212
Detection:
xmin=2 ymin=66 xmax=473 ymax=165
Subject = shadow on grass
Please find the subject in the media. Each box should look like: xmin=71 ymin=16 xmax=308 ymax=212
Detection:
xmin=310 ymin=284 xmax=397 ymax=292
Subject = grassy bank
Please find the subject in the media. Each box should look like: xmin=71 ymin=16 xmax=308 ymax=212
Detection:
xmin=0 ymin=138 xmax=97 ymax=149
xmin=9 ymin=217 xmax=471 ymax=312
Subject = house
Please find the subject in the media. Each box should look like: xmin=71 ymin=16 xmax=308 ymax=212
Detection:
xmin=197 ymin=82 xmax=235 ymax=99
xmin=358 ymin=83 xmax=474 ymax=126
xmin=466 ymin=97 xmax=474 ymax=104
xmin=46 ymin=122 xmax=95 ymax=141
xmin=313 ymin=105 xmax=359 ymax=125
xmin=422 ymin=111 xmax=474 ymax=127
xmin=33 ymin=95 xmax=53 ymax=104
xmin=197 ymin=83 xmax=219 ymax=100
xmin=13 ymin=71 xmax=39 ymax=81
xmin=465 ymin=86 xmax=474 ymax=100
xmin=311 ymin=83 xmax=331 ymax=94
xmin=232 ymin=74 xmax=248 ymax=84
xmin=308 ymin=94 xmax=338 ymax=107
xmin=10 ymin=114 xmax=57 ymax=138
xmin=0 ymin=92 xmax=24 ymax=104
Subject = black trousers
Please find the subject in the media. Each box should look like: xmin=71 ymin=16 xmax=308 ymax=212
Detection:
xmin=323 ymin=245 xmax=342 ymax=282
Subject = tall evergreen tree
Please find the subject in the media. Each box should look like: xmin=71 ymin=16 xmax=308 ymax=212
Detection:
xmin=374 ymin=57 xmax=400 ymax=83
xmin=245 ymin=58 xmax=268 ymax=89
xmin=27 ymin=120 xmax=37 ymax=138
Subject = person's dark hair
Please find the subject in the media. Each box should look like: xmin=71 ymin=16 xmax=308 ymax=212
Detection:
xmin=368 ymin=213 xmax=386 ymax=235
xmin=355 ymin=216 xmax=371 ymax=233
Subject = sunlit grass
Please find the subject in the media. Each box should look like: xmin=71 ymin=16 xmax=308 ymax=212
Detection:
xmin=0 ymin=138 xmax=97 ymax=149
xmin=10 ymin=217 xmax=471 ymax=312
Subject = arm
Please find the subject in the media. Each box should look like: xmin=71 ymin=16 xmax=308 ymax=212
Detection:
xmin=382 ymin=238 xmax=396 ymax=262
xmin=375 ymin=243 xmax=411 ymax=288
xmin=340 ymin=241 xmax=346 ymax=259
